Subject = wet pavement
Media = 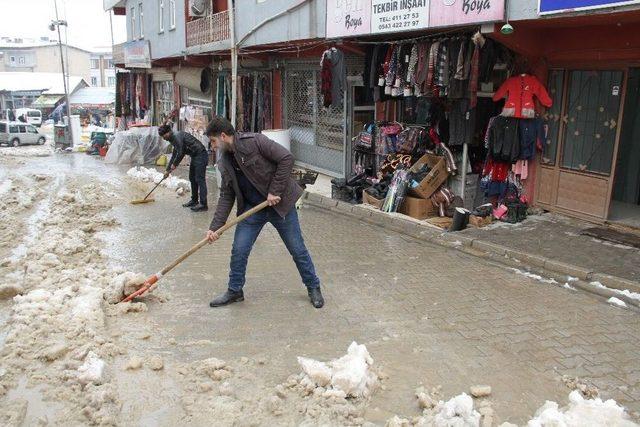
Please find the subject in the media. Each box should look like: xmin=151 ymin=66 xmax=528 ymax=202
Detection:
xmin=2 ymin=152 xmax=640 ymax=425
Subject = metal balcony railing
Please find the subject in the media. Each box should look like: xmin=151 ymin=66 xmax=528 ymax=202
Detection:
xmin=186 ymin=10 xmax=231 ymax=48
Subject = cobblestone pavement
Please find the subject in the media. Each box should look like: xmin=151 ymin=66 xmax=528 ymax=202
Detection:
xmin=459 ymin=212 xmax=640 ymax=284
xmin=105 ymin=167 xmax=640 ymax=425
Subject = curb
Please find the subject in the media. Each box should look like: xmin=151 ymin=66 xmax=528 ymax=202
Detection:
xmin=302 ymin=192 xmax=640 ymax=303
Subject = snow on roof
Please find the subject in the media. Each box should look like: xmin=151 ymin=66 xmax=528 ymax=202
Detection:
xmin=69 ymin=87 xmax=115 ymax=106
xmin=0 ymin=41 xmax=93 ymax=53
xmin=0 ymin=72 xmax=87 ymax=94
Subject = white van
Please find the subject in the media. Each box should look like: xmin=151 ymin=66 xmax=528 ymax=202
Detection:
xmin=15 ymin=108 xmax=42 ymax=127
xmin=0 ymin=121 xmax=47 ymax=146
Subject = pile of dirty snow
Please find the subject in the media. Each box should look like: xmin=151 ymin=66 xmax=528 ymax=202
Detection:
xmin=297 ymin=342 xmax=378 ymax=399
xmin=527 ymin=390 xmax=637 ymax=427
xmin=127 ymin=166 xmax=190 ymax=194
xmin=0 ymin=143 xmax=53 ymax=157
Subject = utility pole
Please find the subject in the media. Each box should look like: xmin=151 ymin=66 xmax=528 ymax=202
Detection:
xmin=227 ymin=0 xmax=237 ymax=127
xmin=51 ymin=0 xmax=73 ymax=146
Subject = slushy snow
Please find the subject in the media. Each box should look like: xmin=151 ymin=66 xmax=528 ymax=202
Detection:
xmin=527 ymin=390 xmax=637 ymax=427
xmin=127 ymin=166 xmax=190 ymax=193
xmin=608 ymin=297 xmax=628 ymax=308
xmin=297 ymin=342 xmax=378 ymax=398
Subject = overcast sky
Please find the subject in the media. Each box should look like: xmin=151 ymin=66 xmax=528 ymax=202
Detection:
xmin=0 ymin=0 xmax=127 ymax=50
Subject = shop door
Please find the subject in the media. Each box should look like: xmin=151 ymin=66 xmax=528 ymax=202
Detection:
xmin=536 ymin=69 xmax=625 ymax=221
xmin=610 ymin=68 xmax=640 ymax=228
xmin=345 ymin=77 xmax=376 ymax=177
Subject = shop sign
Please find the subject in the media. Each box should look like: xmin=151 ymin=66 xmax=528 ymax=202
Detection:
xmin=124 ymin=40 xmax=151 ymax=69
xmin=539 ymin=0 xmax=640 ymax=14
xmin=326 ymin=0 xmax=372 ymax=38
xmin=429 ymin=0 xmax=504 ymax=27
xmin=371 ymin=0 xmax=430 ymax=34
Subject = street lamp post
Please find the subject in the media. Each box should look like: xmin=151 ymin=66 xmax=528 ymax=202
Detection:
xmin=50 ymin=0 xmax=73 ymax=146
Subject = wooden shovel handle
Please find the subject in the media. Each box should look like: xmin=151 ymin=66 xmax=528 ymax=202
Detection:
xmin=143 ymin=175 xmax=167 ymax=201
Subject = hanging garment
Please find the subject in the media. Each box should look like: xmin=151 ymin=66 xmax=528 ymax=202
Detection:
xmin=435 ymin=42 xmax=449 ymax=92
xmin=216 ymin=75 xmax=226 ymax=117
xmin=512 ymin=160 xmax=529 ymax=180
xmin=425 ymin=42 xmax=440 ymax=95
xmin=487 ymin=115 xmax=520 ymax=163
xmin=320 ymin=51 xmax=333 ymax=107
xmin=518 ymin=117 xmax=545 ymax=160
xmin=236 ymin=77 xmax=245 ymax=132
xmin=448 ymin=99 xmax=476 ymax=146
xmin=406 ymin=44 xmax=419 ymax=86
xmin=454 ymin=38 xmax=467 ymax=80
xmin=483 ymin=159 xmax=510 ymax=182
xmin=478 ymin=38 xmax=499 ymax=83
xmin=326 ymin=47 xmax=346 ymax=106
xmin=493 ymin=74 xmax=553 ymax=119
xmin=469 ymin=42 xmax=480 ymax=108
xmin=115 ymin=73 xmax=123 ymax=117
xmin=414 ymin=42 xmax=430 ymax=96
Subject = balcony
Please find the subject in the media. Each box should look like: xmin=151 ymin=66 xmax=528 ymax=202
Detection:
xmin=187 ymin=10 xmax=231 ymax=48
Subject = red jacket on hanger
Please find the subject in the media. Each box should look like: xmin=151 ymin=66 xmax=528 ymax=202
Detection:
xmin=493 ymin=74 xmax=552 ymax=119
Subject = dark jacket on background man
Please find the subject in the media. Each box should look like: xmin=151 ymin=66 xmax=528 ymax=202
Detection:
xmin=209 ymin=133 xmax=302 ymax=231
xmin=166 ymin=131 xmax=207 ymax=171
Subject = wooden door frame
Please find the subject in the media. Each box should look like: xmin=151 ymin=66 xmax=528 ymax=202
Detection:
xmin=535 ymin=67 xmax=629 ymax=222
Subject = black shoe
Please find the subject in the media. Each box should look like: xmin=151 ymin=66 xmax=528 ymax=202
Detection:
xmin=209 ymin=289 xmax=244 ymax=307
xmin=190 ymin=203 xmax=208 ymax=212
xmin=308 ymin=287 xmax=324 ymax=309
xmin=182 ymin=200 xmax=198 ymax=208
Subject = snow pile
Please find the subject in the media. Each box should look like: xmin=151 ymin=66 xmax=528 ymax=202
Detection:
xmin=0 ymin=143 xmax=53 ymax=157
xmin=432 ymin=393 xmax=481 ymax=426
xmin=591 ymin=281 xmax=640 ymax=303
xmin=77 ymin=351 xmax=106 ymax=385
xmin=297 ymin=342 xmax=378 ymax=398
xmin=527 ymin=390 xmax=637 ymax=427
xmin=126 ymin=166 xmax=190 ymax=193
xmin=608 ymin=297 xmax=628 ymax=308
xmin=104 ymin=271 xmax=147 ymax=304
xmin=511 ymin=268 xmax=558 ymax=285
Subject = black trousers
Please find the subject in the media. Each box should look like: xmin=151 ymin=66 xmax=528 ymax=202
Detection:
xmin=189 ymin=151 xmax=209 ymax=205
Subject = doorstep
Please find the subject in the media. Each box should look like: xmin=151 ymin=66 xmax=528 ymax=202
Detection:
xmin=302 ymin=192 xmax=640 ymax=306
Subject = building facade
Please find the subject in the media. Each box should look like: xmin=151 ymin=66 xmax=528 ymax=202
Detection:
xmin=90 ymin=51 xmax=116 ymax=87
xmin=106 ymin=0 xmax=640 ymax=227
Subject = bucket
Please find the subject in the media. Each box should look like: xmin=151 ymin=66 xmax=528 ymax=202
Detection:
xmin=156 ymin=154 xmax=167 ymax=166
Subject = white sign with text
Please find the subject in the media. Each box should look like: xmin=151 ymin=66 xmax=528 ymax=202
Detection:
xmin=371 ymin=0 xmax=430 ymax=34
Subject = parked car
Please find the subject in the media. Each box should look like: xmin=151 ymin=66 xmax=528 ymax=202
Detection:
xmin=0 ymin=121 xmax=47 ymax=147
xmin=15 ymin=108 xmax=43 ymax=126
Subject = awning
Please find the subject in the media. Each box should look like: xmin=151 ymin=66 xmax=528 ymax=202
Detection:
xmin=32 ymin=94 xmax=63 ymax=108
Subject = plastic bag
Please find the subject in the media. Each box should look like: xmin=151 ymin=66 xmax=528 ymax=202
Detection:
xmin=104 ymin=126 xmax=170 ymax=165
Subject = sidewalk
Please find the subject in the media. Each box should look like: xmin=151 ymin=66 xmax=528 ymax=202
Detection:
xmin=302 ymin=191 xmax=640 ymax=305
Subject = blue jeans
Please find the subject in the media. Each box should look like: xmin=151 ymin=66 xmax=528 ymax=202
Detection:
xmin=228 ymin=207 xmax=320 ymax=292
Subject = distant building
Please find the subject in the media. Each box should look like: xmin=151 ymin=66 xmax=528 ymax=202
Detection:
xmin=0 ymin=37 xmax=114 ymax=88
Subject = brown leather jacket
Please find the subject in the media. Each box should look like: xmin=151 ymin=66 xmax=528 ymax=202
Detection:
xmin=209 ymin=132 xmax=303 ymax=231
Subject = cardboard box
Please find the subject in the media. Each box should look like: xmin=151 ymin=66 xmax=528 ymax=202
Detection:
xmin=408 ymin=154 xmax=449 ymax=199
xmin=399 ymin=196 xmax=438 ymax=220
xmin=362 ymin=190 xmax=383 ymax=209
xmin=469 ymin=215 xmax=492 ymax=228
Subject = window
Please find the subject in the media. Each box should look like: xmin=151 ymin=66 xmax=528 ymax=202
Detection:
xmin=27 ymin=111 xmax=40 ymax=118
xmin=542 ymin=70 xmax=565 ymax=165
xmin=107 ymin=59 xmax=114 ymax=69
xmin=139 ymin=3 xmax=144 ymax=39
xmin=0 ymin=123 xmax=6 ymax=132
xmin=9 ymin=125 xmax=18 ymax=133
xmin=9 ymin=56 xmax=15 ymax=63
xmin=130 ymin=7 xmax=136 ymax=41
xmin=28 ymin=125 xmax=38 ymax=133
xmin=18 ymin=125 xmax=26 ymax=133
xmin=91 ymin=59 xmax=100 ymax=69
xmin=159 ymin=0 xmax=164 ymax=33
xmin=169 ymin=0 xmax=176 ymax=30
xmin=108 ymin=76 xmax=116 ymax=87
xmin=18 ymin=56 xmax=25 ymax=64
xmin=91 ymin=76 xmax=98 ymax=86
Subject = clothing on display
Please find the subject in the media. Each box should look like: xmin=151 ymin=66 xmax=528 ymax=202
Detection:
xmin=493 ymin=74 xmax=553 ymax=119
xmin=320 ymin=47 xmax=346 ymax=107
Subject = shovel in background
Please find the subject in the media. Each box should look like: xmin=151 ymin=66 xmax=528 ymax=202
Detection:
xmin=130 ymin=174 xmax=168 ymax=205
xmin=120 ymin=200 xmax=270 ymax=302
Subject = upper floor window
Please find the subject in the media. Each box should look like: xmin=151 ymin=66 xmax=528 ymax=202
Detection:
xmin=108 ymin=77 xmax=116 ymax=87
xmin=130 ymin=7 xmax=136 ymax=41
xmin=91 ymin=59 xmax=100 ymax=69
xmin=169 ymin=0 xmax=176 ymax=30
xmin=159 ymin=0 xmax=164 ymax=33
xmin=107 ymin=59 xmax=114 ymax=69
xmin=139 ymin=3 xmax=144 ymax=39
xmin=91 ymin=76 xmax=98 ymax=86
